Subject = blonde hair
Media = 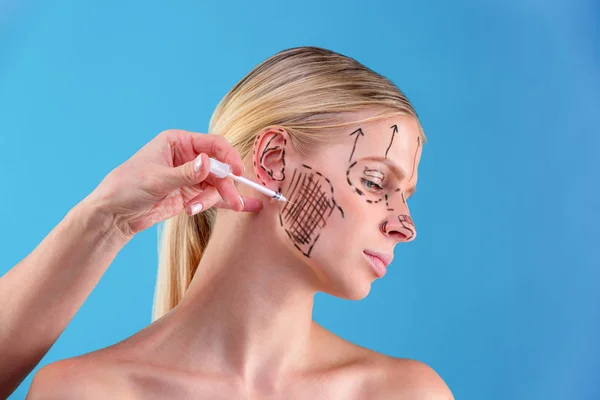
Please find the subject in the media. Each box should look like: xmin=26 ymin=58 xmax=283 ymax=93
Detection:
xmin=152 ymin=46 xmax=425 ymax=320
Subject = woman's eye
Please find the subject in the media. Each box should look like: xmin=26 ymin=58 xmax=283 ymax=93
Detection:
xmin=361 ymin=178 xmax=383 ymax=192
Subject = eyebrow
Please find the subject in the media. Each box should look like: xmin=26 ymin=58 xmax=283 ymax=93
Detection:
xmin=361 ymin=156 xmax=417 ymax=197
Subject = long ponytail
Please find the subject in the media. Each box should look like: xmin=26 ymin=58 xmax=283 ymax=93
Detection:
xmin=152 ymin=208 xmax=216 ymax=320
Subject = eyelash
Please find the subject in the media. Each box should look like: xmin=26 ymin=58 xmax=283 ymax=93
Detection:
xmin=361 ymin=178 xmax=384 ymax=192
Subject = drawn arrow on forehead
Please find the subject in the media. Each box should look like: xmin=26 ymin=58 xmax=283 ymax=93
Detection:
xmin=385 ymin=125 xmax=398 ymax=159
xmin=349 ymin=125 xmax=400 ymax=163
xmin=348 ymin=128 xmax=364 ymax=163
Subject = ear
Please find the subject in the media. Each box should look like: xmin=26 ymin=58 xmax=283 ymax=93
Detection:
xmin=252 ymin=127 xmax=289 ymax=191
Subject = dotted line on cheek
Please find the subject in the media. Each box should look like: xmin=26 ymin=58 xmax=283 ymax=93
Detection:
xmin=318 ymin=171 xmax=344 ymax=219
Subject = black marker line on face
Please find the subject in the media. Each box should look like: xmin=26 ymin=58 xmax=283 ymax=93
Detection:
xmin=388 ymin=188 xmax=407 ymax=210
xmin=259 ymin=136 xmax=286 ymax=182
xmin=254 ymin=130 xmax=288 ymax=199
xmin=348 ymin=128 xmax=364 ymax=163
xmin=390 ymin=187 xmax=406 ymax=205
xmin=381 ymin=221 xmax=388 ymax=233
xmin=282 ymin=137 xmax=287 ymax=170
xmin=381 ymin=216 xmax=415 ymax=240
xmin=385 ymin=124 xmax=398 ymax=159
xmin=408 ymin=136 xmax=421 ymax=182
xmin=346 ymin=161 xmax=356 ymax=186
xmin=363 ymin=167 xmax=385 ymax=181
xmin=347 ymin=167 xmax=384 ymax=203
xmin=346 ymin=158 xmax=385 ymax=204
xmin=349 ymin=127 xmax=413 ymax=207
xmin=398 ymin=214 xmax=415 ymax=240
xmin=280 ymin=165 xmax=344 ymax=258
xmin=252 ymin=134 xmax=265 ymax=185
xmin=389 ymin=186 xmax=408 ymax=206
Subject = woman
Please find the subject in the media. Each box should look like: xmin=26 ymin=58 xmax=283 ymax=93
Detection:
xmin=28 ymin=47 xmax=453 ymax=399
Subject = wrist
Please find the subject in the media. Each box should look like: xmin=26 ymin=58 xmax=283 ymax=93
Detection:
xmin=72 ymin=192 xmax=134 ymax=246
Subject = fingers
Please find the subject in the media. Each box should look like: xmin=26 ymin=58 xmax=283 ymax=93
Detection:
xmin=185 ymin=186 xmax=222 ymax=215
xmin=185 ymin=189 xmax=264 ymax=215
xmin=212 ymin=175 xmax=245 ymax=212
xmin=169 ymin=150 xmax=258 ymax=215
xmin=212 ymin=194 xmax=263 ymax=212
xmin=160 ymin=130 xmax=262 ymax=216
xmin=238 ymin=195 xmax=264 ymax=212
xmin=163 ymin=152 xmax=211 ymax=190
xmin=189 ymin=133 xmax=245 ymax=176
xmin=166 ymin=151 xmax=241 ymax=211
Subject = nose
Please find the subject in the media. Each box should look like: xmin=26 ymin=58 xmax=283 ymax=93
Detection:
xmin=381 ymin=214 xmax=417 ymax=243
xmin=381 ymin=192 xmax=417 ymax=242
xmin=380 ymin=189 xmax=417 ymax=243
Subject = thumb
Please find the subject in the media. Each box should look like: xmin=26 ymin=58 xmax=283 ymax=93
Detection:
xmin=167 ymin=153 xmax=211 ymax=190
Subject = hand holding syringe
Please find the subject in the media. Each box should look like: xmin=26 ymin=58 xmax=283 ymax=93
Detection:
xmin=208 ymin=158 xmax=290 ymax=203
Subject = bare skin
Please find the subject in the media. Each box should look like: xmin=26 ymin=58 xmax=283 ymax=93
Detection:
xmin=0 ymin=130 xmax=261 ymax=398
xmin=27 ymin=112 xmax=453 ymax=399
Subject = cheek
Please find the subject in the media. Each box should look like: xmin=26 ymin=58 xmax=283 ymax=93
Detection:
xmin=321 ymin=187 xmax=374 ymax=246
xmin=278 ymin=165 xmax=345 ymax=258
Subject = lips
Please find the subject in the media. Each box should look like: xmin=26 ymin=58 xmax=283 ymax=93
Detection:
xmin=363 ymin=250 xmax=393 ymax=278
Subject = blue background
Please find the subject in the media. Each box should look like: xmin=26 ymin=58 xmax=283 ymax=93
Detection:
xmin=1 ymin=1 xmax=598 ymax=398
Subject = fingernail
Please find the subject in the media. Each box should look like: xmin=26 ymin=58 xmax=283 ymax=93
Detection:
xmin=190 ymin=203 xmax=203 ymax=215
xmin=194 ymin=154 xmax=203 ymax=173
xmin=239 ymin=195 xmax=244 ymax=209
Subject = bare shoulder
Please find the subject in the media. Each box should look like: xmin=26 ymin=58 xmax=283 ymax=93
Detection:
xmin=28 ymin=357 xmax=132 ymax=400
xmin=313 ymin=325 xmax=453 ymax=399
xmin=366 ymin=354 xmax=454 ymax=400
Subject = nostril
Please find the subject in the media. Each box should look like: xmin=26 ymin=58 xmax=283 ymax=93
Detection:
xmin=390 ymin=230 xmax=408 ymax=240
xmin=382 ymin=222 xmax=409 ymax=240
xmin=382 ymin=216 xmax=416 ymax=242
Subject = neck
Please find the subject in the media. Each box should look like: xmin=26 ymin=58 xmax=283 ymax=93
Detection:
xmin=147 ymin=208 xmax=320 ymax=388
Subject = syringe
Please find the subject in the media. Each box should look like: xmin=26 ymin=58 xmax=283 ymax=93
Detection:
xmin=209 ymin=157 xmax=289 ymax=203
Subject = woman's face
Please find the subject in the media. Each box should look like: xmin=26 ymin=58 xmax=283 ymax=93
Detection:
xmin=254 ymin=112 xmax=422 ymax=299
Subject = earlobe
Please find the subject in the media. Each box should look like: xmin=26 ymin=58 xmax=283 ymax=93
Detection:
xmin=253 ymin=127 xmax=288 ymax=187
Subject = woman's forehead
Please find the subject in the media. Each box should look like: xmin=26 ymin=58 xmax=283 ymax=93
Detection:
xmin=337 ymin=115 xmax=422 ymax=164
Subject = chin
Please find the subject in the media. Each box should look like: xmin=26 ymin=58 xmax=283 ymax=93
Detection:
xmin=324 ymin=283 xmax=372 ymax=301
xmin=301 ymin=249 xmax=375 ymax=300
xmin=320 ymin=266 xmax=374 ymax=301
xmin=339 ymin=286 xmax=372 ymax=301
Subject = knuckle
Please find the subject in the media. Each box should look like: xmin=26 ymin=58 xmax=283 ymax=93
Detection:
xmin=159 ymin=129 xmax=176 ymax=138
xmin=160 ymin=128 xmax=181 ymax=135
xmin=159 ymin=129 xmax=185 ymax=143
xmin=223 ymin=147 xmax=236 ymax=163
xmin=178 ymin=164 xmax=196 ymax=185
xmin=211 ymin=136 xmax=231 ymax=157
